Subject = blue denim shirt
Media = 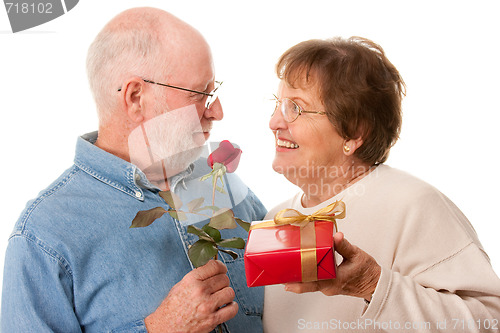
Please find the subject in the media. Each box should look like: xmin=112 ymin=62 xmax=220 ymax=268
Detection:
xmin=1 ymin=132 xmax=266 ymax=332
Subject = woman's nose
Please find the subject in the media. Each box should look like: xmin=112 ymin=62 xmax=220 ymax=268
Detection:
xmin=269 ymin=106 xmax=287 ymax=131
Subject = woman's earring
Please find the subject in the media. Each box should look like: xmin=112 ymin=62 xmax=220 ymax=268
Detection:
xmin=343 ymin=145 xmax=351 ymax=153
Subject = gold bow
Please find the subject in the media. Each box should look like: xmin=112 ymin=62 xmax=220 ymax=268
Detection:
xmin=249 ymin=200 xmax=346 ymax=283
xmin=273 ymin=200 xmax=346 ymax=229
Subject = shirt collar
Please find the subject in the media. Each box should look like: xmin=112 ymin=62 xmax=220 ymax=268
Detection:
xmin=74 ymin=131 xmax=150 ymax=201
xmin=73 ymin=131 xmax=196 ymax=200
xmin=169 ymin=163 xmax=195 ymax=192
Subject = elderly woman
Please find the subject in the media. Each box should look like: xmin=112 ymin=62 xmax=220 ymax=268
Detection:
xmin=264 ymin=37 xmax=500 ymax=332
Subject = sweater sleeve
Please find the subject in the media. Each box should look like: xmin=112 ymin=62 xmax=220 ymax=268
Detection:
xmin=359 ymin=181 xmax=500 ymax=333
xmin=363 ymin=243 xmax=500 ymax=332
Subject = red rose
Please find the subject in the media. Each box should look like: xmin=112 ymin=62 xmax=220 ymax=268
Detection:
xmin=208 ymin=140 xmax=242 ymax=173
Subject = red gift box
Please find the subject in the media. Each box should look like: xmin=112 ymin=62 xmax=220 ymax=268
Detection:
xmin=244 ymin=220 xmax=337 ymax=287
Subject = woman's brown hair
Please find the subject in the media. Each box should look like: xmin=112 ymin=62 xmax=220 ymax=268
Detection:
xmin=276 ymin=36 xmax=406 ymax=165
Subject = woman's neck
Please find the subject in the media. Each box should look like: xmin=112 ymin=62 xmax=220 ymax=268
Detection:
xmin=295 ymin=160 xmax=375 ymax=208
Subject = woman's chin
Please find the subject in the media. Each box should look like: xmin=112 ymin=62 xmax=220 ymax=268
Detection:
xmin=271 ymin=159 xmax=285 ymax=175
xmin=272 ymin=158 xmax=296 ymax=176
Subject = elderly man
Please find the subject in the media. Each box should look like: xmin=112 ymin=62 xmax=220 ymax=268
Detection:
xmin=1 ymin=7 xmax=266 ymax=333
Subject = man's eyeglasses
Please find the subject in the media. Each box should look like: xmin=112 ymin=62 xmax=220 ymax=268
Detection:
xmin=118 ymin=79 xmax=223 ymax=109
xmin=271 ymin=94 xmax=326 ymax=123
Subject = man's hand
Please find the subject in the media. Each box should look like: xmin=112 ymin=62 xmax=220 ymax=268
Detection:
xmin=145 ymin=260 xmax=238 ymax=333
xmin=285 ymin=232 xmax=381 ymax=302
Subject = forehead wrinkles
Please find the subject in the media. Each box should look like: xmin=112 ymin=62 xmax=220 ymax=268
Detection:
xmin=281 ymin=70 xmax=322 ymax=109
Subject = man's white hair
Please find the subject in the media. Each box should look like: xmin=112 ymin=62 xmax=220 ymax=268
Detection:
xmin=86 ymin=9 xmax=167 ymax=124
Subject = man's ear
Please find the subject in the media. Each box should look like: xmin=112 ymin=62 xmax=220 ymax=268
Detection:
xmin=120 ymin=77 xmax=146 ymax=123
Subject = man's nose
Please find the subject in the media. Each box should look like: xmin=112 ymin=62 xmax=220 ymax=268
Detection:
xmin=204 ymin=98 xmax=223 ymax=121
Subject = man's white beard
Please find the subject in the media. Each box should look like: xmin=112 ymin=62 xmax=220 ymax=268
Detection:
xmin=128 ymin=104 xmax=208 ymax=182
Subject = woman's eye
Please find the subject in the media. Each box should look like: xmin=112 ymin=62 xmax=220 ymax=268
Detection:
xmin=291 ymin=102 xmax=301 ymax=115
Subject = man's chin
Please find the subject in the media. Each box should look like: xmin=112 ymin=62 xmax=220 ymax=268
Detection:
xmin=192 ymin=132 xmax=210 ymax=146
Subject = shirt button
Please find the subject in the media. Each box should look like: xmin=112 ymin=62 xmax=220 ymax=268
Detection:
xmin=135 ymin=191 xmax=142 ymax=198
xmin=135 ymin=174 xmax=141 ymax=181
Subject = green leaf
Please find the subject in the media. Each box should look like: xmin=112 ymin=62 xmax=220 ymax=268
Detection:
xmin=187 ymin=225 xmax=214 ymax=242
xmin=159 ymin=191 xmax=183 ymax=209
xmin=209 ymin=208 xmax=237 ymax=230
xmin=218 ymin=248 xmax=239 ymax=260
xmin=130 ymin=207 xmax=167 ymax=228
xmin=235 ymin=218 xmax=251 ymax=232
xmin=202 ymin=225 xmax=221 ymax=242
xmin=217 ymin=237 xmax=245 ymax=249
xmin=187 ymin=225 xmax=203 ymax=236
xmin=200 ymin=205 xmax=220 ymax=212
xmin=187 ymin=197 xmax=205 ymax=213
xmin=188 ymin=240 xmax=218 ymax=268
xmin=167 ymin=210 xmax=187 ymax=221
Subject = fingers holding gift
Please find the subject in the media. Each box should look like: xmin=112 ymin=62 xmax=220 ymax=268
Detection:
xmin=285 ymin=281 xmax=321 ymax=294
xmin=284 ymin=233 xmax=381 ymax=301
xmin=333 ymin=232 xmax=357 ymax=259
xmin=333 ymin=233 xmax=381 ymax=299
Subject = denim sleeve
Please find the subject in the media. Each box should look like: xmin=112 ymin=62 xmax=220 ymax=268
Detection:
xmin=2 ymin=235 xmax=151 ymax=333
xmin=1 ymin=234 xmax=82 ymax=332
xmin=249 ymin=188 xmax=267 ymax=221
xmin=109 ymin=320 xmax=148 ymax=333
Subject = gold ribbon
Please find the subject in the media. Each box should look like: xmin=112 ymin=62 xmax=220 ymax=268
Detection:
xmin=250 ymin=200 xmax=346 ymax=282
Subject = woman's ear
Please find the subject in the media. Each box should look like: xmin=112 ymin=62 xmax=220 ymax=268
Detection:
xmin=343 ymin=137 xmax=364 ymax=156
xmin=120 ymin=77 xmax=146 ymax=123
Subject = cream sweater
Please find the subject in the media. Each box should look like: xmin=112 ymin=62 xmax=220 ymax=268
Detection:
xmin=263 ymin=165 xmax=500 ymax=332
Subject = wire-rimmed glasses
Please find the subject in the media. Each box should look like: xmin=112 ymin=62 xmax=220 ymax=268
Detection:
xmin=271 ymin=94 xmax=326 ymax=123
xmin=118 ymin=79 xmax=223 ymax=109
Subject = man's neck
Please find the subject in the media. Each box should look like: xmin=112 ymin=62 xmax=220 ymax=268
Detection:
xmin=95 ymin=124 xmax=132 ymax=163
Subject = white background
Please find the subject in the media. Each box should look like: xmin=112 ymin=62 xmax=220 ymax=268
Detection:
xmin=1 ymin=0 xmax=499 ymax=307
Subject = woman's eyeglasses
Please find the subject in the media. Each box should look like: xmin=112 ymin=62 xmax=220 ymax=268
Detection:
xmin=271 ymin=94 xmax=326 ymax=123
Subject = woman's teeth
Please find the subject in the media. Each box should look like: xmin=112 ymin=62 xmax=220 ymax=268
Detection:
xmin=277 ymin=139 xmax=299 ymax=149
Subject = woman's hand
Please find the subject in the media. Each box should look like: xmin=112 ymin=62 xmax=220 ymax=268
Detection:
xmin=285 ymin=232 xmax=381 ymax=302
